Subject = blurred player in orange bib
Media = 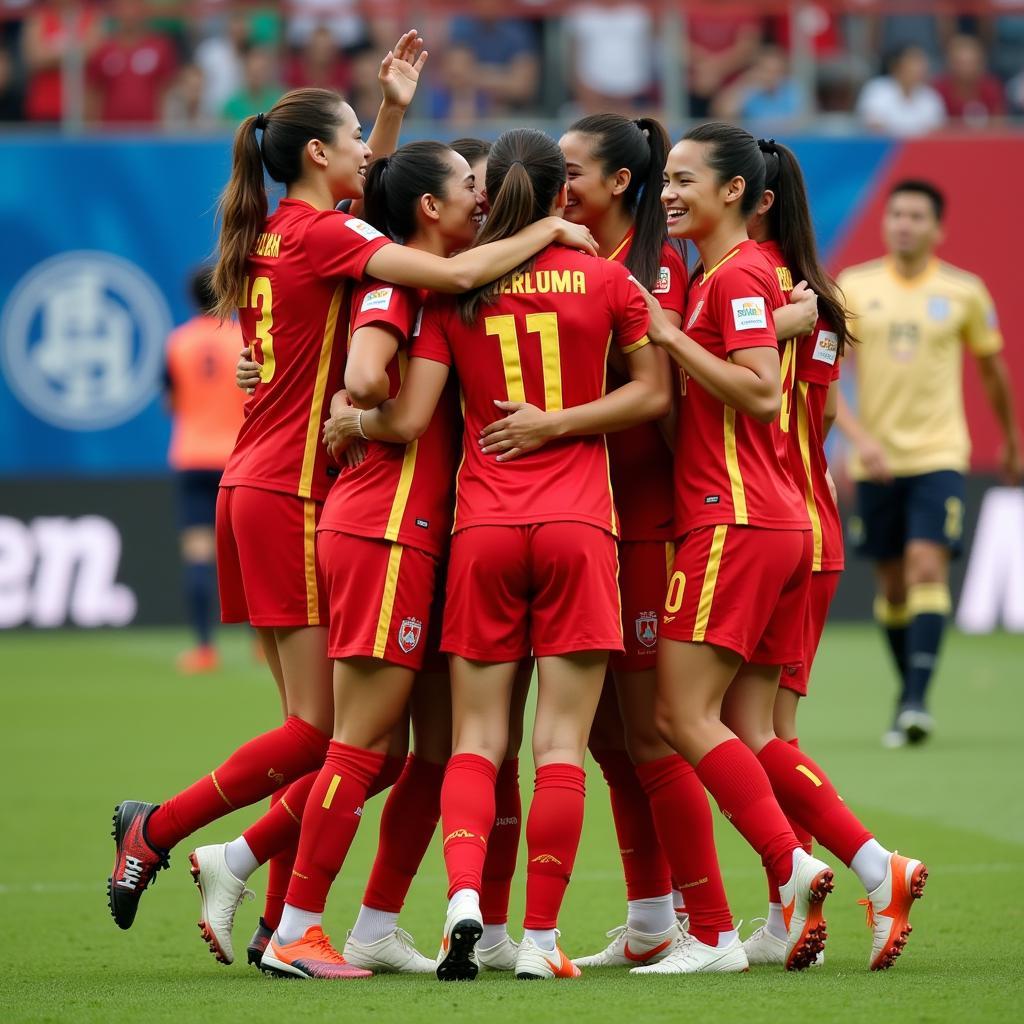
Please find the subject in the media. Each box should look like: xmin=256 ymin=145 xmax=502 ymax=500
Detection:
xmin=735 ymin=141 xmax=926 ymax=971
xmin=636 ymin=123 xmax=835 ymax=974
xmin=106 ymin=49 xmax=601 ymax=973
xmin=164 ymin=266 xmax=246 ymax=674
xmin=328 ymin=128 xmax=669 ymax=980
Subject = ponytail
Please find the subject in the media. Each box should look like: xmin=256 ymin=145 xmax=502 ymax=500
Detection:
xmin=361 ymin=141 xmax=454 ymax=242
xmin=212 ymin=87 xmax=347 ymax=320
xmin=457 ymin=128 xmax=565 ymax=324
xmin=212 ymin=115 xmax=267 ymax=320
xmin=567 ymin=113 xmax=671 ymax=291
xmin=759 ymin=139 xmax=856 ymax=353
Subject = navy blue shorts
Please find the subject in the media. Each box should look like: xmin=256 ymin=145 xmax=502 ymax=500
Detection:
xmin=851 ymin=470 xmax=965 ymax=561
xmin=177 ymin=469 xmax=222 ymax=530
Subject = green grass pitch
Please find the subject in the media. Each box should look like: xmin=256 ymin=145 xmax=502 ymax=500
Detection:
xmin=2 ymin=624 xmax=1022 ymax=1022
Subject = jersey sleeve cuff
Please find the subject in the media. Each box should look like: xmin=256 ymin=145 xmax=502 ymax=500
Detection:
xmin=620 ymin=334 xmax=650 ymax=355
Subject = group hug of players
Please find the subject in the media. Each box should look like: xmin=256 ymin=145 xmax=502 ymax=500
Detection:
xmin=108 ymin=31 xmax=927 ymax=982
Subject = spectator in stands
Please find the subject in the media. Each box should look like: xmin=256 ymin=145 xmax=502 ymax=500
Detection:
xmin=163 ymin=63 xmax=211 ymax=130
xmin=564 ymin=2 xmax=654 ymax=114
xmin=286 ymin=0 xmax=367 ymax=50
xmin=222 ymin=44 xmax=283 ymax=123
xmin=713 ymin=44 xmax=804 ymax=125
xmin=987 ymin=3 xmax=1024 ymax=82
xmin=426 ymin=44 xmax=489 ymax=125
xmin=687 ymin=7 xmax=763 ymax=118
xmin=22 ymin=0 xmax=101 ymax=122
xmin=0 ymin=43 xmax=23 ymax=121
xmin=346 ymin=42 xmax=387 ymax=126
xmin=868 ymin=7 xmax=955 ymax=69
xmin=934 ymin=34 xmax=1005 ymax=125
xmin=193 ymin=9 xmax=249 ymax=120
xmin=285 ymin=24 xmax=350 ymax=93
xmin=856 ymin=44 xmax=946 ymax=137
xmin=449 ymin=0 xmax=539 ymax=113
xmin=85 ymin=0 xmax=177 ymax=124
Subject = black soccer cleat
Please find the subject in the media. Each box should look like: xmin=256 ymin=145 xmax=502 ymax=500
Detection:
xmin=248 ymin=917 xmax=275 ymax=968
xmin=107 ymin=801 xmax=170 ymax=930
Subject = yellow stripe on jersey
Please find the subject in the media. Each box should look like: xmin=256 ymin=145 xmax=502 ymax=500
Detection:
xmin=665 ymin=541 xmax=675 ymax=584
xmin=607 ymin=231 xmax=634 ymax=263
xmin=701 ymin=247 xmax=741 ymax=285
xmin=299 ymin=283 xmax=345 ymax=499
xmin=372 ymin=543 xmax=404 ymax=658
xmin=692 ymin=525 xmax=728 ymax=642
xmin=303 ymin=500 xmax=320 ymax=625
xmin=796 ymin=382 xmax=823 ymax=571
xmin=384 ymin=351 xmax=418 ymax=541
xmin=723 ymin=407 xmax=747 ymax=525
xmin=621 ymin=334 xmax=650 ymax=355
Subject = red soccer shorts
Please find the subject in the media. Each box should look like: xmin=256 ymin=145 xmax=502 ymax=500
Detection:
xmin=442 ymin=522 xmax=623 ymax=661
xmin=317 ymin=530 xmax=439 ymax=670
xmin=780 ymin=569 xmax=841 ymax=696
xmin=660 ymin=525 xmax=812 ymax=665
xmin=612 ymin=540 xmax=676 ymax=674
xmin=216 ymin=485 xmax=326 ymax=628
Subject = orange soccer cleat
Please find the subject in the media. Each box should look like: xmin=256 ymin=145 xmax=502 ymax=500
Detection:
xmin=514 ymin=936 xmax=582 ymax=980
xmin=861 ymin=853 xmax=928 ymax=971
xmin=260 ymin=926 xmax=373 ymax=980
xmin=177 ymin=646 xmax=220 ymax=675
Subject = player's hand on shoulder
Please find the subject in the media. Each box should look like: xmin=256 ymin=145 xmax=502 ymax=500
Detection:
xmin=634 ymin=283 xmax=675 ymax=347
xmin=480 ymin=400 xmax=559 ymax=462
xmin=549 ymin=218 xmax=598 ymax=256
xmin=790 ymin=280 xmax=818 ymax=336
xmin=236 ymin=347 xmax=260 ymax=394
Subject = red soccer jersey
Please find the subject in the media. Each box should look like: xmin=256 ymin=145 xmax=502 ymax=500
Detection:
xmin=759 ymin=240 xmax=844 ymax=571
xmin=605 ymin=233 xmax=687 ymax=541
xmin=317 ymin=280 xmax=460 ymax=558
xmin=413 ymin=244 xmax=650 ymax=535
xmin=676 ymin=239 xmax=808 ymax=535
xmin=221 ymin=200 xmax=391 ymax=502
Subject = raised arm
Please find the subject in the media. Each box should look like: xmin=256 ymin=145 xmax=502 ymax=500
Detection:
xmin=364 ymin=218 xmax=597 ymax=293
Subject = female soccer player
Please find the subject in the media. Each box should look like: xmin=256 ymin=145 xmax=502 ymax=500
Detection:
xmin=738 ymin=140 xmax=927 ymax=972
xmin=326 ymin=128 xmax=670 ymax=980
xmin=631 ymin=122 xmax=835 ymax=974
xmin=106 ymin=83 xmax=598 ymax=938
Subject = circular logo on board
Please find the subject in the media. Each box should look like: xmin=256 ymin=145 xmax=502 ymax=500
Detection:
xmin=0 ymin=250 xmax=171 ymax=430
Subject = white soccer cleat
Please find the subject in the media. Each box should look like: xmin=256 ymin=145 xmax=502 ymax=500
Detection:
xmin=477 ymin=934 xmax=520 ymax=971
xmin=896 ymin=707 xmax=934 ymax=745
xmin=188 ymin=844 xmax=254 ymax=965
xmin=779 ymin=853 xmax=834 ymax=971
xmin=629 ymin=930 xmax=748 ymax=974
xmin=343 ymin=928 xmax=435 ymax=974
xmin=514 ymin=935 xmax=581 ymax=980
xmin=742 ymin=920 xmax=823 ymax=968
xmin=435 ymin=894 xmax=483 ymax=982
xmin=572 ymin=921 xmax=682 ymax=968
xmin=862 ymin=852 xmax=928 ymax=970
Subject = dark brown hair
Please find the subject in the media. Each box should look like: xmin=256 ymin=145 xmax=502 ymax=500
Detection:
xmin=457 ymin=128 xmax=566 ymax=324
xmin=361 ymin=141 xmax=454 ymax=242
xmin=685 ymin=121 xmax=765 ymax=218
xmin=760 ymin=139 xmax=855 ymax=353
xmin=568 ymin=113 xmax=670 ymax=291
xmin=212 ymin=88 xmax=346 ymax=319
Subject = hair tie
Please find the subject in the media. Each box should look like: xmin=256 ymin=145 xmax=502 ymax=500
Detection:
xmin=758 ymin=137 xmax=778 ymax=155
xmin=254 ymin=112 xmax=267 ymax=130
xmin=510 ymin=159 xmax=525 ymax=169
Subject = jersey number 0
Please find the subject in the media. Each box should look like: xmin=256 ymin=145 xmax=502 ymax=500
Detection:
xmin=485 ymin=312 xmax=563 ymax=411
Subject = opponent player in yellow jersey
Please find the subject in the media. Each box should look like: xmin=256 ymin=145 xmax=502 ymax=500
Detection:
xmin=836 ymin=179 xmax=1021 ymax=747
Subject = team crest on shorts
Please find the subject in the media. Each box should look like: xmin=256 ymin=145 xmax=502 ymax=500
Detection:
xmin=635 ymin=611 xmax=658 ymax=648
xmin=397 ymin=617 xmax=422 ymax=653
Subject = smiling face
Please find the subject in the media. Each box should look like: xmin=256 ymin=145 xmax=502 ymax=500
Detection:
xmin=430 ymin=150 xmax=485 ymax=252
xmin=661 ymin=139 xmax=746 ymax=242
xmin=320 ymin=102 xmax=373 ymax=201
xmin=559 ymin=130 xmax=627 ymax=227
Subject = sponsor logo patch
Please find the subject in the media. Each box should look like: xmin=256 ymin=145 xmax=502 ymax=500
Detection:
xmin=812 ymin=329 xmax=839 ymax=365
xmin=397 ymin=616 xmax=422 ymax=653
xmin=360 ymin=286 xmax=393 ymax=312
xmin=927 ymin=295 xmax=950 ymax=322
xmin=345 ymin=216 xmax=384 ymax=241
xmin=653 ymin=265 xmax=671 ymax=294
xmin=731 ymin=296 xmax=768 ymax=331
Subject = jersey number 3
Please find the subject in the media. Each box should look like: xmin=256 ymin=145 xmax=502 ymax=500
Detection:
xmin=241 ymin=275 xmax=276 ymax=384
xmin=485 ymin=312 xmax=563 ymax=411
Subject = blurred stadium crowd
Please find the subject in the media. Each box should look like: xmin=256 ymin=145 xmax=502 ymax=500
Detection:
xmin=1 ymin=1 xmax=1023 ymax=133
